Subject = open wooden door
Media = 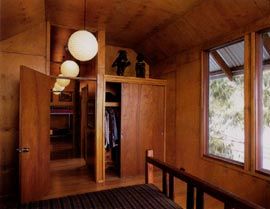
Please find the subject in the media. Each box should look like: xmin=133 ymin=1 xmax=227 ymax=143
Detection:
xmin=80 ymin=86 xmax=88 ymax=158
xmin=84 ymin=85 xmax=96 ymax=179
xmin=19 ymin=66 xmax=50 ymax=203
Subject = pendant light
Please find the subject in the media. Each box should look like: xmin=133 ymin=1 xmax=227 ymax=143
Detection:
xmin=53 ymin=91 xmax=61 ymax=95
xmin=56 ymin=74 xmax=71 ymax=87
xmin=53 ymin=82 xmax=65 ymax=92
xmin=60 ymin=60 xmax=79 ymax=77
xmin=68 ymin=0 xmax=98 ymax=61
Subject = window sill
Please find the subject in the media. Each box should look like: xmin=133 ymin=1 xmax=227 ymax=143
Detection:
xmin=202 ymin=154 xmax=270 ymax=182
xmin=256 ymin=168 xmax=270 ymax=176
xmin=203 ymin=154 xmax=244 ymax=168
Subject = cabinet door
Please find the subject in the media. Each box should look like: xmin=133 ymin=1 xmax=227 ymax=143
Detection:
xmin=138 ymin=85 xmax=165 ymax=174
xmin=121 ymin=83 xmax=165 ymax=177
xmin=121 ymin=83 xmax=140 ymax=177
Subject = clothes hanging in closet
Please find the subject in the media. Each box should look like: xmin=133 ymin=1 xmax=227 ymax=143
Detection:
xmin=105 ymin=108 xmax=120 ymax=149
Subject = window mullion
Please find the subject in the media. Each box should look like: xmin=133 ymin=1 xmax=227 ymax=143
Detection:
xmin=244 ymin=33 xmax=252 ymax=171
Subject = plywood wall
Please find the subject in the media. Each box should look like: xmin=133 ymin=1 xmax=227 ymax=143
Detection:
xmin=105 ymin=45 xmax=149 ymax=78
xmin=0 ymin=22 xmax=47 ymax=198
xmin=153 ymin=47 xmax=270 ymax=207
xmin=150 ymin=14 xmax=270 ymax=207
xmin=151 ymin=57 xmax=177 ymax=165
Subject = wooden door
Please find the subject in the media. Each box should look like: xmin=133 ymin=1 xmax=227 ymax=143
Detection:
xmin=121 ymin=83 xmax=140 ymax=177
xmin=121 ymin=83 xmax=166 ymax=177
xmin=138 ymin=84 xmax=165 ymax=174
xmin=84 ymin=86 xmax=96 ymax=178
xmin=19 ymin=66 xmax=50 ymax=203
xmin=80 ymin=86 xmax=88 ymax=158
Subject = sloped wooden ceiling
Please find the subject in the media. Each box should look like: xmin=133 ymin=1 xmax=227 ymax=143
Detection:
xmin=46 ymin=0 xmax=270 ymax=62
xmin=0 ymin=0 xmax=45 ymax=40
xmin=1 ymin=0 xmax=270 ymax=63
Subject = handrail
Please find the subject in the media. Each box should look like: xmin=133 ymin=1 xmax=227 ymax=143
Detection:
xmin=145 ymin=150 xmax=265 ymax=209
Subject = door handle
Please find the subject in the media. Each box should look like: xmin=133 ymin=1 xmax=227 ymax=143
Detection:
xmin=16 ymin=147 xmax=30 ymax=153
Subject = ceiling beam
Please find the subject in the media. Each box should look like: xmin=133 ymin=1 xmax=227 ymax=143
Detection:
xmin=210 ymin=59 xmax=270 ymax=79
xmin=210 ymin=51 xmax=233 ymax=81
xmin=263 ymin=33 xmax=270 ymax=55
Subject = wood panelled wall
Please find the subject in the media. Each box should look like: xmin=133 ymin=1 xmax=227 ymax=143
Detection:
xmin=105 ymin=45 xmax=149 ymax=78
xmin=151 ymin=23 xmax=270 ymax=209
xmin=175 ymin=48 xmax=269 ymax=208
xmin=151 ymin=57 xmax=177 ymax=165
xmin=0 ymin=22 xmax=48 ymax=198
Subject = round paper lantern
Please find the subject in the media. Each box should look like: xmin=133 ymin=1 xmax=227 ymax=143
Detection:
xmin=53 ymin=91 xmax=61 ymax=95
xmin=56 ymin=74 xmax=71 ymax=87
xmin=60 ymin=60 xmax=79 ymax=77
xmin=53 ymin=82 xmax=65 ymax=92
xmin=68 ymin=30 xmax=98 ymax=61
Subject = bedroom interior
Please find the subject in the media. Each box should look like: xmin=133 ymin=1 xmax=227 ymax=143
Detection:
xmin=1 ymin=0 xmax=270 ymax=208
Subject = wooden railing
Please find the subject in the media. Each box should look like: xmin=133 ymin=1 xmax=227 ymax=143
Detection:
xmin=145 ymin=150 xmax=265 ymax=209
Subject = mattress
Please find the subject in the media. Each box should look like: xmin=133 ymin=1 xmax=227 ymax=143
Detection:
xmin=17 ymin=184 xmax=182 ymax=209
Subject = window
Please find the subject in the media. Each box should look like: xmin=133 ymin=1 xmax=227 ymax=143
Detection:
xmin=205 ymin=40 xmax=245 ymax=164
xmin=202 ymin=32 xmax=270 ymax=178
xmin=258 ymin=31 xmax=270 ymax=173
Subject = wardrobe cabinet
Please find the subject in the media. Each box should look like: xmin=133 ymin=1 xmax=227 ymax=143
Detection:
xmin=104 ymin=76 xmax=166 ymax=178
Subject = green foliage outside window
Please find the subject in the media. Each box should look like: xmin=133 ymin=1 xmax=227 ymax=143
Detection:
xmin=208 ymin=75 xmax=244 ymax=162
xmin=208 ymin=69 xmax=270 ymax=163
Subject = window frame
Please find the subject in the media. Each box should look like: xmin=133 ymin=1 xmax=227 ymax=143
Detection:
xmin=201 ymin=37 xmax=250 ymax=168
xmin=253 ymin=30 xmax=270 ymax=175
xmin=201 ymin=32 xmax=270 ymax=179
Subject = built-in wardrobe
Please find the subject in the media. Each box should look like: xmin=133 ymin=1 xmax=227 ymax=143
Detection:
xmin=103 ymin=75 xmax=166 ymax=178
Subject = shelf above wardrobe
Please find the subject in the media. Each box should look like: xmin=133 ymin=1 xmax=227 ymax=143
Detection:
xmin=104 ymin=75 xmax=167 ymax=86
xmin=105 ymin=102 xmax=120 ymax=107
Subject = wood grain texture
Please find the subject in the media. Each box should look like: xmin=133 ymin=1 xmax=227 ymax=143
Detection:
xmin=105 ymin=75 xmax=166 ymax=86
xmin=250 ymin=32 xmax=263 ymax=173
xmin=146 ymin=155 xmax=264 ymax=209
xmin=145 ymin=150 xmax=154 ymax=184
xmin=210 ymin=51 xmax=233 ymax=81
xmin=0 ymin=22 xmax=46 ymax=55
xmin=80 ymin=87 xmax=88 ymax=158
xmin=107 ymin=81 xmax=166 ymax=178
xmin=175 ymin=47 xmax=270 ymax=207
xmin=50 ymin=25 xmax=75 ymax=63
xmin=138 ymin=84 xmax=165 ymax=173
xmin=3 ymin=0 xmax=270 ymax=63
xmin=0 ymin=0 xmax=45 ymax=40
xmin=106 ymin=45 xmax=149 ymax=78
xmin=40 ymin=159 xmax=224 ymax=209
xmin=244 ymin=34 xmax=252 ymax=171
xmin=19 ymin=66 xmax=50 ymax=203
xmin=0 ymin=23 xmax=47 ymax=198
xmin=95 ymin=30 xmax=106 ymax=182
xmin=80 ymin=82 xmax=96 ymax=175
xmin=44 ymin=0 xmax=270 ymax=62
xmin=151 ymin=62 xmax=176 ymax=165
xmin=121 ymin=83 xmax=140 ymax=177
xmin=135 ymin=0 xmax=270 ymax=62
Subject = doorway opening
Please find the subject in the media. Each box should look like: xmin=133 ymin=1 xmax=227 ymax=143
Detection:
xmin=48 ymin=77 xmax=96 ymax=198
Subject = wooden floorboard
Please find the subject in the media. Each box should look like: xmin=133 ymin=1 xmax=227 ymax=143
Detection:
xmin=43 ymin=158 xmax=223 ymax=209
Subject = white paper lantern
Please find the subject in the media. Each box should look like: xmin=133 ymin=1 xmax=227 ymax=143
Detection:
xmin=68 ymin=30 xmax=98 ymax=61
xmin=53 ymin=82 xmax=65 ymax=92
xmin=60 ymin=60 xmax=79 ymax=77
xmin=53 ymin=91 xmax=61 ymax=95
xmin=56 ymin=74 xmax=71 ymax=87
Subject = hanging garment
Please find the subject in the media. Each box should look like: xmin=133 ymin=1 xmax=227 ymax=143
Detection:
xmin=105 ymin=110 xmax=110 ymax=149
xmin=105 ymin=108 xmax=120 ymax=149
xmin=108 ymin=108 xmax=119 ymax=147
